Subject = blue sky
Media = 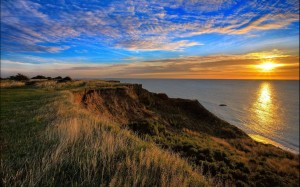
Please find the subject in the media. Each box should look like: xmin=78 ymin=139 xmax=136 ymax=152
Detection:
xmin=1 ymin=0 xmax=299 ymax=79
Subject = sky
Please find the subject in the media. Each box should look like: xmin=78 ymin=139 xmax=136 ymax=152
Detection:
xmin=1 ymin=0 xmax=299 ymax=79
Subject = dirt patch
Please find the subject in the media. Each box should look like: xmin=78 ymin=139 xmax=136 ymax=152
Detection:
xmin=73 ymin=84 xmax=247 ymax=139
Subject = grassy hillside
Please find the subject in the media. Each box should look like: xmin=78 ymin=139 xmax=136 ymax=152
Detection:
xmin=1 ymin=79 xmax=299 ymax=186
xmin=74 ymin=81 xmax=299 ymax=186
xmin=1 ymin=81 xmax=208 ymax=186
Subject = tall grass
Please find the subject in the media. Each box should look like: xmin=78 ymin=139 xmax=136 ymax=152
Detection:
xmin=2 ymin=80 xmax=298 ymax=186
xmin=1 ymin=90 xmax=208 ymax=186
xmin=0 ymin=80 xmax=25 ymax=88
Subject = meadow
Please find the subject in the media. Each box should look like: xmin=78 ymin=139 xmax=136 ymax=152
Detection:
xmin=1 ymin=79 xmax=299 ymax=186
xmin=1 ymin=79 xmax=208 ymax=186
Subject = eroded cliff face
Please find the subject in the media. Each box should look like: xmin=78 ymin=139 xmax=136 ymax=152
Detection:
xmin=73 ymin=84 xmax=247 ymax=139
xmin=72 ymin=83 xmax=299 ymax=186
xmin=73 ymin=85 xmax=156 ymax=124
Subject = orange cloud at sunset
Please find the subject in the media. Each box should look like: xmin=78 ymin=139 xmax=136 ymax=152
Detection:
xmin=1 ymin=51 xmax=299 ymax=80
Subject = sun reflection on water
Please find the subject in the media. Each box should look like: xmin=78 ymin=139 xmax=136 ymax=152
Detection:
xmin=249 ymin=82 xmax=283 ymax=146
xmin=256 ymin=82 xmax=272 ymax=123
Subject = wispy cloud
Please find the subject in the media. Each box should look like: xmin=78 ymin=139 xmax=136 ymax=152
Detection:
xmin=2 ymin=49 xmax=298 ymax=80
xmin=1 ymin=0 xmax=299 ymax=52
xmin=116 ymin=40 xmax=203 ymax=51
xmin=122 ymin=57 xmax=139 ymax=61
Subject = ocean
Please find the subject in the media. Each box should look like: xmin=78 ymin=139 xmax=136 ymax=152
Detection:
xmin=117 ymin=79 xmax=299 ymax=153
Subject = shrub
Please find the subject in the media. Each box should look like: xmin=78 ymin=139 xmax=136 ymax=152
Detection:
xmin=53 ymin=76 xmax=62 ymax=80
xmin=32 ymin=75 xmax=47 ymax=79
xmin=235 ymin=162 xmax=250 ymax=173
xmin=58 ymin=76 xmax=72 ymax=83
xmin=213 ymin=150 xmax=228 ymax=161
xmin=9 ymin=73 xmax=29 ymax=81
xmin=231 ymin=170 xmax=249 ymax=183
xmin=128 ymin=121 xmax=159 ymax=136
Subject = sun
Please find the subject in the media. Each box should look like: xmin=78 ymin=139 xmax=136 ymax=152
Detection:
xmin=259 ymin=63 xmax=276 ymax=71
xmin=257 ymin=62 xmax=281 ymax=72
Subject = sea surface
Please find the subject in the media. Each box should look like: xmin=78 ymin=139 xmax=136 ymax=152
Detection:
xmin=117 ymin=79 xmax=299 ymax=153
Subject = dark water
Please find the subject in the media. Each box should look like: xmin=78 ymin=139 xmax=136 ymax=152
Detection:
xmin=118 ymin=79 xmax=299 ymax=153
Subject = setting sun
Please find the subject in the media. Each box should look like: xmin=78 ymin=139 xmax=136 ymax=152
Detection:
xmin=257 ymin=62 xmax=281 ymax=72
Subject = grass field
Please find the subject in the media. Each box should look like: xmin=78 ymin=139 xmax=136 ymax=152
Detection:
xmin=0 ymin=83 xmax=209 ymax=186
xmin=1 ymin=80 xmax=299 ymax=186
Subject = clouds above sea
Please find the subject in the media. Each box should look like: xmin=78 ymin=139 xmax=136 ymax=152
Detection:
xmin=1 ymin=0 xmax=299 ymax=52
xmin=1 ymin=49 xmax=298 ymax=80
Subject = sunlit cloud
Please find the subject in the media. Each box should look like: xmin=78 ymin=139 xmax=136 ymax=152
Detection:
xmin=1 ymin=0 xmax=299 ymax=80
xmin=1 ymin=50 xmax=298 ymax=80
xmin=1 ymin=0 xmax=299 ymax=52
xmin=246 ymin=49 xmax=291 ymax=59
xmin=116 ymin=40 xmax=203 ymax=51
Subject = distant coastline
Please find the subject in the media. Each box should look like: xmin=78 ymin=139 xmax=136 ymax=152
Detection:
xmin=115 ymin=79 xmax=300 ymax=153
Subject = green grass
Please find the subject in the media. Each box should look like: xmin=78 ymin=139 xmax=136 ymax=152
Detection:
xmin=0 ymin=88 xmax=57 ymax=162
xmin=0 ymin=85 xmax=209 ymax=186
xmin=1 ymin=80 xmax=299 ymax=186
xmin=127 ymin=119 xmax=299 ymax=186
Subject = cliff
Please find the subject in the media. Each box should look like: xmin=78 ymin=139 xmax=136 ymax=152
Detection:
xmin=1 ymin=80 xmax=299 ymax=186
xmin=74 ymin=84 xmax=247 ymax=138
xmin=73 ymin=83 xmax=299 ymax=186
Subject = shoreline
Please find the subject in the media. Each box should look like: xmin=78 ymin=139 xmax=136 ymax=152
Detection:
xmin=249 ymin=134 xmax=298 ymax=154
xmin=117 ymin=79 xmax=299 ymax=155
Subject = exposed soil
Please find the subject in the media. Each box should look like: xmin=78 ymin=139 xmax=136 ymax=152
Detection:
xmin=73 ymin=84 xmax=247 ymax=139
